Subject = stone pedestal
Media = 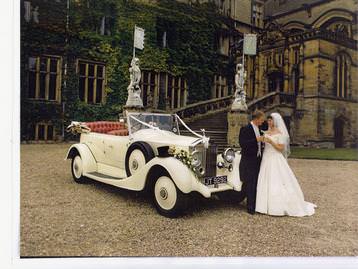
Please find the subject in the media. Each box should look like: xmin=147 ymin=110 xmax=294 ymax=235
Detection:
xmin=125 ymin=90 xmax=143 ymax=108
xmin=227 ymin=110 xmax=249 ymax=149
xmin=123 ymin=106 xmax=145 ymax=115
xmin=231 ymin=99 xmax=248 ymax=111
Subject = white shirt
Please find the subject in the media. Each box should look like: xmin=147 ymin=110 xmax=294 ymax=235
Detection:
xmin=250 ymin=121 xmax=261 ymax=157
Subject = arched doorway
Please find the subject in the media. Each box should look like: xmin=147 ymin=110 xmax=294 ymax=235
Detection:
xmin=334 ymin=117 xmax=345 ymax=148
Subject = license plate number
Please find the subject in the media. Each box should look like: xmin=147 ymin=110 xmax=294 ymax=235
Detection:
xmin=204 ymin=175 xmax=227 ymax=186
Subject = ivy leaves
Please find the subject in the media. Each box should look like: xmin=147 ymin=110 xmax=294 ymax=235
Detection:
xmin=21 ymin=0 xmax=232 ymax=140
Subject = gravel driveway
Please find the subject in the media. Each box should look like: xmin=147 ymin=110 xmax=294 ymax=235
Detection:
xmin=20 ymin=144 xmax=358 ymax=257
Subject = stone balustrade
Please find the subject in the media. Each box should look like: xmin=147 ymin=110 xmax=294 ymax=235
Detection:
xmin=248 ymin=91 xmax=295 ymax=112
xmin=288 ymin=28 xmax=357 ymax=49
xmin=171 ymin=95 xmax=233 ymax=121
xmin=155 ymin=91 xmax=296 ymax=123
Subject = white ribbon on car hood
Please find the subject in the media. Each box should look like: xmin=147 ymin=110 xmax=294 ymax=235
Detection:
xmin=175 ymin=114 xmax=210 ymax=149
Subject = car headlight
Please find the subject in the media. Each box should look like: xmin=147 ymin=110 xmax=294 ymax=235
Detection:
xmin=222 ymin=148 xmax=235 ymax=163
xmin=191 ymin=150 xmax=202 ymax=168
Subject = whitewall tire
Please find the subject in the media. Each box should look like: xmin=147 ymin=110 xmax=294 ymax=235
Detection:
xmin=128 ymin=149 xmax=146 ymax=176
xmin=125 ymin=142 xmax=155 ymax=177
xmin=153 ymin=174 xmax=188 ymax=217
xmin=71 ymin=155 xmax=87 ymax=184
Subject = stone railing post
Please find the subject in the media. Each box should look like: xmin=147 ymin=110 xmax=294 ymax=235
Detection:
xmin=227 ymin=110 xmax=248 ymax=150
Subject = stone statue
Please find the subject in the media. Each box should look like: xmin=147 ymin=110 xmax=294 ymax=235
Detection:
xmin=232 ymin=63 xmax=248 ymax=111
xmin=24 ymin=1 xmax=31 ymax=23
xmin=33 ymin=6 xmax=39 ymax=24
xmin=125 ymin=57 xmax=143 ymax=107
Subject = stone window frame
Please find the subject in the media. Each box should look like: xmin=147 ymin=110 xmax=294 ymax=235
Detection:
xmin=27 ymin=55 xmax=62 ymax=102
xmin=76 ymin=59 xmax=106 ymax=104
xmin=217 ymin=32 xmax=230 ymax=56
xmin=141 ymin=70 xmax=156 ymax=107
xmin=252 ymin=1 xmax=264 ymax=28
xmin=292 ymin=46 xmax=300 ymax=65
xmin=213 ymin=74 xmax=228 ymax=99
xmin=276 ymin=50 xmax=284 ymax=66
xmin=140 ymin=70 xmax=188 ymax=110
xmin=31 ymin=122 xmax=55 ymax=141
xmin=265 ymin=51 xmax=274 ymax=68
xmin=335 ymin=53 xmax=351 ymax=99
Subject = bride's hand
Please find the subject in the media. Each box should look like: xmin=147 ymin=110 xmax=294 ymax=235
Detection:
xmin=264 ymin=137 xmax=273 ymax=144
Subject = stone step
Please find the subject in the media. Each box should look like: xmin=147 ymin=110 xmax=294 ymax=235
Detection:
xmin=181 ymin=110 xmax=230 ymax=153
xmin=180 ymin=130 xmax=229 ymax=153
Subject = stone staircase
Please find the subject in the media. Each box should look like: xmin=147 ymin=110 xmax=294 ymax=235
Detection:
xmin=176 ymin=91 xmax=296 ymax=153
xmin=180 ymin=111 xmax=230 ymax=153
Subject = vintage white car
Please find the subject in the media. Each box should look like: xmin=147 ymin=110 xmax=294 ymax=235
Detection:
xmin=65 ymin=112 xmax=242 ymax=217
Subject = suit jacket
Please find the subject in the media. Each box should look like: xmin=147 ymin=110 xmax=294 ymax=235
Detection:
xmin=239 ymin=123 xmax=263 ymax=158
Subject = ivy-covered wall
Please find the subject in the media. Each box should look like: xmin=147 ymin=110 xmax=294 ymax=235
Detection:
xmin=21 ymin=0 xmax=236 ymax=141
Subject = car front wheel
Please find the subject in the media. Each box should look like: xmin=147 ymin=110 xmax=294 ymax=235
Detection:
xmin=125 ymin=142 xmax=155 ymax=177
xmin=71 ymin=154 xmax=87 ymax=184
xmin=153 ymin=175 xmax=188 ymax=218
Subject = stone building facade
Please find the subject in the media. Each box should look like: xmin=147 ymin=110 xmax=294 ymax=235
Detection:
xmin=21 ymin=0 xmax=256 ymax=142
xmin=21 ymin=0 xmax=357 ymax=147
xmin=244 ymin=0 xmax=358 ymax=147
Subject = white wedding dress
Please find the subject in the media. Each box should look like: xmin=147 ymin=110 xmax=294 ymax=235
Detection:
xmin=255 ymin=133 xmax=317 ymax=217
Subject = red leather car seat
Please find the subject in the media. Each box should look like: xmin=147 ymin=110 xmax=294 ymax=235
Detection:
xmin=84 ymin=121 xmax=128 ymax=136
xmin=107 ymin=129 xmax=129 ymax=136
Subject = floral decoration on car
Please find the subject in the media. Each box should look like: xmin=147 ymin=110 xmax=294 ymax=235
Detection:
xmin=168 ymin=146 xmax=198 ymax=178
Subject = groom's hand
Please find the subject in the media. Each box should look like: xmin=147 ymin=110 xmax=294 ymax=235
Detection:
xmin=256 ymin=136 xmax=265 ymax=142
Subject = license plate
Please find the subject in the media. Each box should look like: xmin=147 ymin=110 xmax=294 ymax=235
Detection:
xmin=204 ymin=175 xmax=227 ymax=186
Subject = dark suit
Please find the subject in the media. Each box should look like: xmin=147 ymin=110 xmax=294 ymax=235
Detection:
xmin=239 ymin=123 xmax=262 ymax=212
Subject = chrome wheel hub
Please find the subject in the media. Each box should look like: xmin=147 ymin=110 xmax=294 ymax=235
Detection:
xmin=159 ymin=188 xmax=168 ymax=200
xmin=132 ymin=159 xmax=138 ymax=170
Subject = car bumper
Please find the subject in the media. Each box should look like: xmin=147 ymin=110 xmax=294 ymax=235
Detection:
xmin=192 ymin=181 xmax=235 ymax=198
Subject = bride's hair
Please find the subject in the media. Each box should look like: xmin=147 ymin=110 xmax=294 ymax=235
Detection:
xmin=270 ymin=113 xmax=291 ymax=158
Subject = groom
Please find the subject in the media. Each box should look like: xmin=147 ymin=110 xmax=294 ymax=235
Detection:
xmin=239 ymin=110 xmax=265 ymax=215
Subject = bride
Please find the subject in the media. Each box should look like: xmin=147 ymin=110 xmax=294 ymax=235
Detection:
xmin=255 ymin=112 xmax=317 ymax=217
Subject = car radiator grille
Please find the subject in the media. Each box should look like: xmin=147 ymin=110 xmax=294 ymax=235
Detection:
xmin=205 ymin=144 xmax=217 ymax=177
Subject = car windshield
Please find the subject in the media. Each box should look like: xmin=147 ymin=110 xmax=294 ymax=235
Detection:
xmin=128 ymin=113 xmax=179 ymax=135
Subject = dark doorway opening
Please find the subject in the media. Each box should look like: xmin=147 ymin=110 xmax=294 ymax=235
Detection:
xmin=334 ymin=117 xmax=345 ymax=148
xmin=283 ymin=116 xmax=291 ymax=135
xmin=268 ymin=71 xmax=284 ymax=92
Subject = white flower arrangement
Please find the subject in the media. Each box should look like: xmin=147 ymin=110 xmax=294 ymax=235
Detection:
xmin=168 ymin=146 xmax=198 ymax=178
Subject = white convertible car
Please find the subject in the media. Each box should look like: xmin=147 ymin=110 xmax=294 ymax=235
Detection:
xmin=66 ymin=112 xmax=242 ymax=217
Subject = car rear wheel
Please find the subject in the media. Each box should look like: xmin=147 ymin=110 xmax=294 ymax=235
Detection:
xmin=153 ymin=175 xmax=188 ymax=218
xmin=71 ymin=154 xmax=87 ymax=184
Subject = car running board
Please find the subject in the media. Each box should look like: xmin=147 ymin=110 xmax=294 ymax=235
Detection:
xmin=86 ymin=172 xmax=124 ymax=180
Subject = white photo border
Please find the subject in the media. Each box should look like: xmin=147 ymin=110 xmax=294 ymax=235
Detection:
xmin=1 ymin=0 xmax=357 ymax=268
